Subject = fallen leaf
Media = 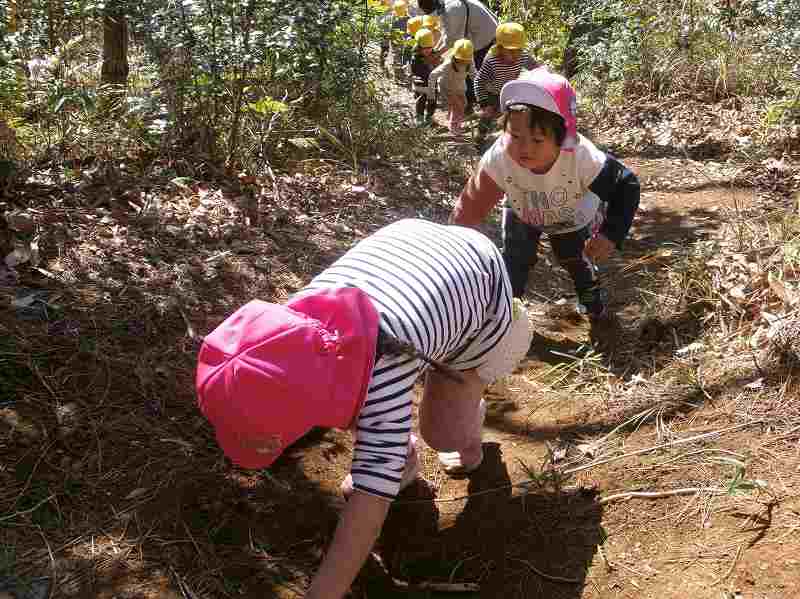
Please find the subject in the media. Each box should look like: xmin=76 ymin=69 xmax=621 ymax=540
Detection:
xmin=676 ymin=342 xmax=706 ymax=356
xmin=124 ymin=487 xmax=150 ymax=500
xmin=744 ymin=378 xmax=764 ymax=390
xmin=767 ymin=272 xmax=798 ymax=306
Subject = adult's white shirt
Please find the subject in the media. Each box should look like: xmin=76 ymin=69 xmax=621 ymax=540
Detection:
xmin=436 ymin=0 xmax=498 ymax=53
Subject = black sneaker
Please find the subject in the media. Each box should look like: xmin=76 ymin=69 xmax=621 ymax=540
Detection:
xmin=589 ymin=311 xmax=620 ymax=353
xmin=578 ymin=287 xmax=609 ymax=320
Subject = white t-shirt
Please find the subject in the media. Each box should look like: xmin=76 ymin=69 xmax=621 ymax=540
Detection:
xmin=479 ymin=133 xmax=608 ymax=235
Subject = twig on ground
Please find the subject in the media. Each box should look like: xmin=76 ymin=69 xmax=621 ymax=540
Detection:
xmin=392 ymin=580 xmax=480 ymax=592
xmin=170 ymin=566 xmax=201 ymax=599
xmin=708 ymin=544 xmax=743 ymax=586
xmin=182 ymin=520 xmax=206 ymax=567
xmin=599 ymin=487 xmax=727 ymax=505
xmin=369 ymin=552 xmax=479 ymax=593
xmin=0 ymin=494 xmax=56 ymax=522
xmin=509 ymin=557 xmax=583 ymax=584
xmin=563 ymin=420 xmax=765 ymax=476
xmin=177 ymin=305 xmax=198 ymax=341
xmin=8 ymin=440 xmax=56 ymax=512
xmin=597 ymin=543 xmax=614 ymax=572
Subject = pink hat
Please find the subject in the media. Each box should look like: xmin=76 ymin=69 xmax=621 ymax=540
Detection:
xmin=499 ymin=67 xmax=578 ymax=151
xmin=196 ymin=287 xmax=380 ymax=469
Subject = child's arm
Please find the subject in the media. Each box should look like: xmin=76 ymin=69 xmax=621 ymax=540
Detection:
xmin=410 ymin=54 xmax=432 ymax=93
xmin=307 ymin=490 xmax=391 ymax=599
xmin=450 ymin=168 xmax=505 ymax=226
xmin=427 ymin=62 xmax=447 ymax=99
xmin=588 ymin=155 xmax=641 ymax=249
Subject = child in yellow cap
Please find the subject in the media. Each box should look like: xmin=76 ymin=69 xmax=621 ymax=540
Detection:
xmin=427 ymin=39 xmax=477 ymax=134
xmin=376 ymin=0 xmax=394 ymax=68
xmin=475 ymin=22 xmax=539 ymax=136
xmin=422 ymin=14 xmax=442 ymax=47
xmin=410 ymin=28 xmax=440 ymax=126
xmin=388 ymin=0 xmax=412 ymax=78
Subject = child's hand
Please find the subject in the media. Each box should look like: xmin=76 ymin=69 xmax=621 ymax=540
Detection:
xmin=479 ymin=106 xmax=497 ymax=119
xmin=584 ymin=234 xmax=615 ymax=263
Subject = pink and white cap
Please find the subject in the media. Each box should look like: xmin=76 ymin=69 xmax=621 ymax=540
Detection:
xmin=499 ymin=67 xmax=578 ymax=151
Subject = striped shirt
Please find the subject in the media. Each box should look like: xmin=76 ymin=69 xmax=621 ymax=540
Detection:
xmin=302 ymin=219 xmax=513 ymax=498
xmin=474 ymin=51 xmax=538 ymax=106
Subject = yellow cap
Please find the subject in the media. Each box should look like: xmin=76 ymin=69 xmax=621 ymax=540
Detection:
xmin=422 ymin=15 xmax=440 ymax=30
xmin=496 ymin=22 xmax=526 ymax=50
xmin=393 ymin=0 xmax=408 ymax=16
xmin=415 ymin=28 xmax=435 ymax=49
xmin=452 ymin=38 xmax=474 ymax=61
xmin=407 ymin=16 xmax=424 ymax=36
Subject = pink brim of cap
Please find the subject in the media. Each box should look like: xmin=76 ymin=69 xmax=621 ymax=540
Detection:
xmin=196 ymin=288 xmax=380 ymax=469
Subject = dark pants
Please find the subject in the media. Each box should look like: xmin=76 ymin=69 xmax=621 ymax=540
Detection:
xmin=502 ymin=208 xmax=607 ymax=315
xmin=415 ymin=91 xmax=437 ymax=120
xmin=466 ymin=40 xmax=494 ymax=108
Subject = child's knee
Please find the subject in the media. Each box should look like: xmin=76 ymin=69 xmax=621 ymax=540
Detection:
xmin=419 ymin=370 xmax=484 ymax=451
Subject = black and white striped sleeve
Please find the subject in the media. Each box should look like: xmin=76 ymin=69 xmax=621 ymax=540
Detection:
xmin=350 ymin=355 xmax=421 ymax=499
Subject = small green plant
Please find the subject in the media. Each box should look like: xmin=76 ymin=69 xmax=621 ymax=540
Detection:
xmin=0 ymin=544 xmax=15 ymax=575
xmin=764 ymin=90 xmax=800 ymax=126
xmin=517 ymin=455 xmax=569 ymax=493
xmin=713 ymin=457 xmax=771 ymax=497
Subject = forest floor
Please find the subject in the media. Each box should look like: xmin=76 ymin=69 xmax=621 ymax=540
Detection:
xmin=2 ymin=69 xmax=800 ymax=599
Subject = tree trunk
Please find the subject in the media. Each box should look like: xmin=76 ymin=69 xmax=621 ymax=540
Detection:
xmin=101 ymin=10 xmax=129 ymax=85
xmin=8 ymin=0 xmax=17 ymax=32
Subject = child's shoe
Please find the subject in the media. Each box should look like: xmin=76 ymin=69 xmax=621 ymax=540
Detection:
xmin=577 ymin=287 xmax=609 ymax=319
xmin=415 ymin=114 xmax=426 ymax=127
xmin=580 ymin=287 xmax=619 ymax=351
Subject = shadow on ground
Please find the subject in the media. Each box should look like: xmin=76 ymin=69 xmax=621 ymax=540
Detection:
xmin=523 ymin=200 xmax=737 ymax=376
xmin=372 ymin=443 xmax=602 ymax=599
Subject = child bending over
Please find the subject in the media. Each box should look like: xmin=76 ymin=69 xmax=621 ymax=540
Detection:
xmin=196 ymin=219 xmax=532 ymax=599
xmin=390 ymin=0 xmax=411 ymax=78
xmin=475 ymin=22 xmax=539 ymax=135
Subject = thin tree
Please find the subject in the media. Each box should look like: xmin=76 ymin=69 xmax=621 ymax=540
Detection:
xmin=101 ymin=5 xmax=129 ymax=85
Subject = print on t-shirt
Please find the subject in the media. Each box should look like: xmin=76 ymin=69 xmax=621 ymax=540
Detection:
xmin=482 ymin=133 xmax=609 ymax=235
